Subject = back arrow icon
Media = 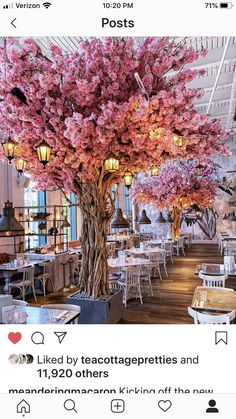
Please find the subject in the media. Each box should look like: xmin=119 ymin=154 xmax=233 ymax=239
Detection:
xmin=11 ymin=18 xmax=17 ymax=28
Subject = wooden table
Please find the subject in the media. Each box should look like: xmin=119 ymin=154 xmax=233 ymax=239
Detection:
xmin=191 ymin=287 xmax=236 ymax=313
xmin=0 ymin=259 xmax=50 ymax=293
xmin=5 ymin=306 xmax=81 ymax=324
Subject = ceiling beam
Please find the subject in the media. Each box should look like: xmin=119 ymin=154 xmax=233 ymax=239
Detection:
xmin=206 ymin=37 xmax=231 ymax=114
xmin=226 ymin=69 xmax=236 ymax=130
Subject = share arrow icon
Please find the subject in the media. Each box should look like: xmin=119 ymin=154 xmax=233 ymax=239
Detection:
xmin=54 ymin=332 xmax=67 ymax=344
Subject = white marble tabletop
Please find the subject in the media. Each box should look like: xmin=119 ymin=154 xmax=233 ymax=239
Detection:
xmin=108 ymin=257 xmax=152 ymax=268
xmin=127 ymin=247 xmax=166 ymax=255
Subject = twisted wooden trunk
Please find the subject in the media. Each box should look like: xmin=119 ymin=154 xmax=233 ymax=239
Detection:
xmin=172 ymin=207 xmax=182 ymax=238
xmin=74 ymin=171 xmax=116 ymax=299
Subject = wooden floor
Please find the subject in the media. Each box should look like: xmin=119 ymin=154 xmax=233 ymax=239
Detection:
xmin=29 ymin=242 xmax=234 ymax=324
xmin=121 ymin=243 xmax=224 ymax=324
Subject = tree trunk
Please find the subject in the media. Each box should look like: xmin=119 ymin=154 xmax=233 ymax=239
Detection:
xmin=79 ymin=208 xmax=109 ymax=299
xmin=74 ymin=172 xmax=116 ymax=299
xmin=172 ymin=207 xmax=182 ymax=239
xmin=196 ymin=208 xmax=218 ymax=239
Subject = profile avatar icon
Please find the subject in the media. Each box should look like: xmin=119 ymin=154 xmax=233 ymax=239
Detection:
xmin=206 ymin=399 xmax=219 ymax=413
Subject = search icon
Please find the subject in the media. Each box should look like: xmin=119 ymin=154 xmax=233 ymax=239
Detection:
xmin=64 ymin=399 xmax=77 ymax=413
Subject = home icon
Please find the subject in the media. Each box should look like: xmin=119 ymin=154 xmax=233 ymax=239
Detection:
xmin=17 ymin=400 xmax=30 ymax=414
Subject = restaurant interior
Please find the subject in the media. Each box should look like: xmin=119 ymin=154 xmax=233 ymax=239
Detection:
xmin=0 ymin=36 xmax=236 ymax=325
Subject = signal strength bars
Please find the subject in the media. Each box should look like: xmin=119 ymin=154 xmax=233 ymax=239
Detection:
xmin=3 ymin=2 xmax=14 ymax=9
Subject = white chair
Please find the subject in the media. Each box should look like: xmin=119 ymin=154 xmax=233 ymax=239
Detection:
xmin=188 ymin=306 xmax=235 ymax=324
xmin=9 ymin=266 xmax=37 ymax=302
xmin=162 ymin=242 xmax=174 ymax=264
xmin=158 ymin=251 xmax=168 ymax=277
xmin=140 ymin=264 xmax=153 ymax=296
xmin=41 ymin=304 xmax=81 ymax=324
xmin=36 ymin=261 xmax=54 ymax=297
xmin=118 ymin=265 xmax=142 ymax=308
xmin=199 ymin=273 xmax=227 ymax=288
xmin=173 ymin=237 xmax=185 ymax=256
xmin=12 ymin=299 xmax=28 ymax=306
xmin=147 ymin=253 xmax=162 ymax=280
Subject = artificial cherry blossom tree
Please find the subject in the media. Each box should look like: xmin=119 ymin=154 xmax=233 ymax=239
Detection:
xmin=132 ymin=161 xmax=221 ymax=237
xmin=0 ymin=37 xmax=228 ymax=298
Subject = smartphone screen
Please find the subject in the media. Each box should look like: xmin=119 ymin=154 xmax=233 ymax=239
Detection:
xmin=0 ymin=1 xmax=236 ymax=417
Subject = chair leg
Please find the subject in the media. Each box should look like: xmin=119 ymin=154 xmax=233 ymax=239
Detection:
xmin=32 ymin=282 xmax=37 ymax=302
xmin=158 ymin=265 xmax=162 ymax=280
xmin=148 ymin=276 xmax=153 ymax=296
xmin=138 ymin=284 xmax=143 ymax=304
xmin=164 ymin=262 xmax=168 ymax=277
xmin=49 ymin=277 xmax=54 ymax=293
xmin=43 ymin=280 xmax=46 ymax=298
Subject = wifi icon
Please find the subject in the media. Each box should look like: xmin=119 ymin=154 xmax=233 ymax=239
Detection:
xmin=43 ymin=2 xmax=51 ymax=8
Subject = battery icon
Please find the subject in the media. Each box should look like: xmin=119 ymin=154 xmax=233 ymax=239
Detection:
xmin=220 ymin=2 xmax=233 ymax=7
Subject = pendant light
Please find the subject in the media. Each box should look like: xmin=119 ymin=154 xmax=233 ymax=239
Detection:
xmin=191 ymin=204 xmax=201 ymax=216
xmin=150 ymin=166 xmax=160 ymax=176
xmin=123 ymin=171 xmax=133 ymax=188
xmin=138 ymin=210 xmax=151 ymax=225
xmin=15 ymin=158 xmax=26 ymax=174
xmin=111 ymin=208 xmax=129 ymax=229
xmin=155 ymin=211 xmax=166 ymax=223
xmin=0 ymin=201 xmax=25 ymax=237
xmin=105 ymin=152 xmax=119 ymax=173
xmin=37 ymin=140 xmax=52 ymax=166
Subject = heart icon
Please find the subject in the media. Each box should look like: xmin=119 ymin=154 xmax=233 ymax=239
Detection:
xmin=158 ymin=400 xmax=172 ymax=412
xmin=8 ymin=332 xmax=22 ymax=344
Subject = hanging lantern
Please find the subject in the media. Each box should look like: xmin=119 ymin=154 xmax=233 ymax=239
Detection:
xmin=150 ymin=166 xmax=160 ymax=177
xmin=191 ymin=204 xmax=201 ymax=216
xmin=111 ymin=208 xmax=129 ymax=229
xmin=105 ymin=152 xmax=119 ymax=173
xmin=155 ymin=211 xmax=166 ymax=223
xmin=173 ymin=135 xmax=186 ymax=148
xmin=123 ymin=171 xmax=133 ymax=188
xmin=196 ymin=163 xmax=204 ymax=177
xmin=3 ymin=138 xmax=16 ymax=163
xmin=37 ymin=140 xmax=52 ymax=166
xmin=138 ymin=210 xmax=151 ymax=225
xmin=0 ymin=201 xmax=24 ymax=237
xmin=15 ymin=159 xmax=26 ymax=174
